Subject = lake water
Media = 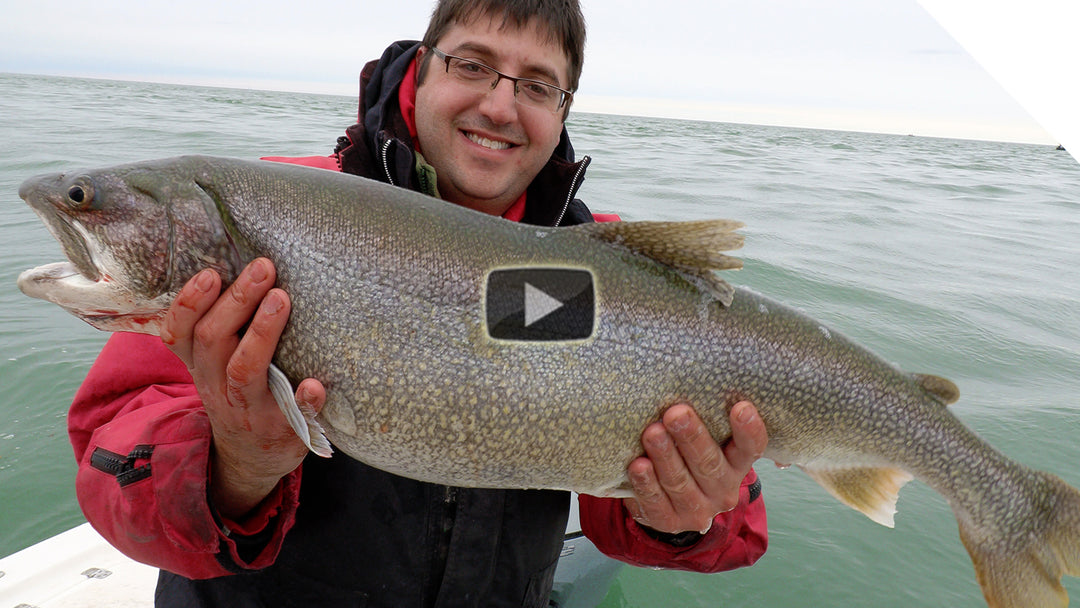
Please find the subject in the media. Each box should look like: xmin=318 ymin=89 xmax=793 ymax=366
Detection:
xmin=1 ymin=72 xmax=1078 ymax=607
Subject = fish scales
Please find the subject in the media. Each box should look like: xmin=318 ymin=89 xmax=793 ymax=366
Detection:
xmin=16 ymin=155 xmax=1080 ymax=607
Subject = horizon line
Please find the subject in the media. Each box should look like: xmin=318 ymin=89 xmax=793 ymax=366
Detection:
xmin=3 ymin=69 xmax=1059 ymax=147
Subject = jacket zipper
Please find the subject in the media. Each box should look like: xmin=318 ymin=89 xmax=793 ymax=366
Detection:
xmin=380 ymin=137 xmax=396 ymax=186
xmin=90 ymin=445 xmax=154 ymax=487
xmin=552 ymin=155 xmax=591 ymax=226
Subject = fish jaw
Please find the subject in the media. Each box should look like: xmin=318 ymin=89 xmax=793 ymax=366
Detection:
xmin=16 ymin=158 xmax=244 ymax=335
xmin=17 ymin=170 xmax=175 ymax=334
xmin=17 ymin=261 xmax=171 ymax=334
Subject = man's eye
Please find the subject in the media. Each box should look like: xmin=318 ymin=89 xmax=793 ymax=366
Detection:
xmin=454 ymin=60 xmax=490 ymax=77
xmin=523 ymin=82 xmax=554 ymax=99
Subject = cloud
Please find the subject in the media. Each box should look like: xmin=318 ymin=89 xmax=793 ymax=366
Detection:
xmin=0 ymin=0 xmax=1062 ymax=143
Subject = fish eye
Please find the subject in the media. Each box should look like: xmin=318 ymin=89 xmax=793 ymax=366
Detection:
xmin=65 ymin=177 xmax=94 ymax=208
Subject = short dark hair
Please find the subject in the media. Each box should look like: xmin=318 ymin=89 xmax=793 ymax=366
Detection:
xmin=419 ymin=0 xmax=586 ymax=92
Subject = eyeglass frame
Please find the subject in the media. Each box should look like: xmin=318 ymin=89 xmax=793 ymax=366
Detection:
xmin=427 ymin=47 xmax=574 ymax=113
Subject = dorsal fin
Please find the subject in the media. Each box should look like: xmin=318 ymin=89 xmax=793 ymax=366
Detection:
xmin=912 ymin=373 xmax=960 ymax=405
xmin=575 ymin=219 xmax=744 ymax=306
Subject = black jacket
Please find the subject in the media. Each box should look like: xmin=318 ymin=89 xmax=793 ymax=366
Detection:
xmin=156 ymin=42 xmax=594 ymax=608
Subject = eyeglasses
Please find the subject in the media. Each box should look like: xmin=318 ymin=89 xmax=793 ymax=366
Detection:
xmin=429 ymin=47 xmax=573 ymax=114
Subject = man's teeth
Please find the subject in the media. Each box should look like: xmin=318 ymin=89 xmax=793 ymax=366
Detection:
xmin=466 ymin=132 xmax=512 ymax=150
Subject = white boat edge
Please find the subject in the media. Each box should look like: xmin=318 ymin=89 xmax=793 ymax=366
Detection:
xmin=0 ymin=493 xmax=623 ymax=607
xmin=0 ymin=522 xmax=159 ymax=608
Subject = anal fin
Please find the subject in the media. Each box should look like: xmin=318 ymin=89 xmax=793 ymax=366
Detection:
xmin=799 ymin=464 xmax=914 ymax=527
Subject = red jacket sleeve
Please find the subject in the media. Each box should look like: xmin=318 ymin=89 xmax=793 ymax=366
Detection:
xmin=260 ymin=155 xmax=341 ymax=171
xmin=69 ymin=332 xmax=301 ymax=579
xmin=579 ymin=469 xmax=767 ymax=572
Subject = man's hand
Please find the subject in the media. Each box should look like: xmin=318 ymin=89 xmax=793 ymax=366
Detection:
xmin=624 ymin=401 xmax=767 ymax=535
xmin=160 ymin=258 xmax=326 ymax=520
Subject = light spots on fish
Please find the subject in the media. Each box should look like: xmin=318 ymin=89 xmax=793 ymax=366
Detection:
xmin=758 ymin=303 xmax=769 ymax=314
xmin=819 ymin=325 xmax=832 ymax=340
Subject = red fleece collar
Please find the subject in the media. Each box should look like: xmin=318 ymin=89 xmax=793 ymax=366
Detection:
xmin=398 ymin=55 xmax=528 ymax=222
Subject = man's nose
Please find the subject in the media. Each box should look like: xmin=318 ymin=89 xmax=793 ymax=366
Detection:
xmin=478 ymin=76 xmax=519 ymax=123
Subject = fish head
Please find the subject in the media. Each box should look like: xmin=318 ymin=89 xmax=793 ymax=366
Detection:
xmin=16 ymin=158 xmax=243 ymax=334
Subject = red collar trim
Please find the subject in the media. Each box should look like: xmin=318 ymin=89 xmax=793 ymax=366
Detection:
xmin=398 ymin=57 xmax=420 ymax=142
xmin=501 ymin=193 xmax=528 ymax=222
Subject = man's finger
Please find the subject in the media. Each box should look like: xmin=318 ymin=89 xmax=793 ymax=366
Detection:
xmin=663 ymin=404 xmax=735 ymax=505
xmin=227 ymin=288 xmax=291 ymax=402
xmin=193 ymin=258 xmax=276 ymax=372
xmin=723 ymin=401 xmax=768 ymax=476
xmin=296 ymin=378 xmax=326 ymax=415
xmin=161 ymin=269 xmax=221 ymax=367
xmin=640 ymin=420 xmax=706 ymax=517
xmin=626 ymin=456 xmax=675 ymax=525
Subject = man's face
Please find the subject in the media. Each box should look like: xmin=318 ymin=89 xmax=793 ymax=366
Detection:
xmin=414 ymin=15 xmax=570 ymax=216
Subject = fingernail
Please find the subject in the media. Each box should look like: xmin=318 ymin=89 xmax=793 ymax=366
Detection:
xmin=262 ymin=292 xmax=283 ymax=315
xmin=736 ymin=402 xmax=756 ymax=424
xmin=646 ymin=431 xmax=671 ymax=452
xmin=194 ymin=270 xmax=214 ymax=292
xmin=249 ymin=260 xmax=268 ymax=283
xmin=669 ymin=411 xmax=690 ymax=433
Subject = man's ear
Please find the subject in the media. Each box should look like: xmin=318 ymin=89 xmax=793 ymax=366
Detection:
xmin=415 ymin=46 xmax=431 ymax=86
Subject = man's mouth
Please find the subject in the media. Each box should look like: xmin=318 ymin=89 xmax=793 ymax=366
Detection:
xmin=465 ymin=131 xmax=514 ymax=151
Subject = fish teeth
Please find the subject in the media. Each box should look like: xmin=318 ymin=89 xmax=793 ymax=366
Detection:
xmin=466 ymin=132 xmax=511 ymax=151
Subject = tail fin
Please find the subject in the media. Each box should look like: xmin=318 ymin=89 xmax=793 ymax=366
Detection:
xmin=957 ymin=471 xmax=1080 ymax=608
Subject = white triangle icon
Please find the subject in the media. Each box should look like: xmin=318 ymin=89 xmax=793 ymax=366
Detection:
xmin=524 ymin=283 xmax=565 ymax=327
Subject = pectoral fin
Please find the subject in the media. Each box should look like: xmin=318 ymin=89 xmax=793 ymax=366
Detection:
xmin=267 ymin=363 xmax=333 ymax=458
xmin=800 ymin=464 xmax=914 ymax=527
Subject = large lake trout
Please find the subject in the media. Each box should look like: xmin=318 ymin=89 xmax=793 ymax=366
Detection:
xmin=16 ymin=156 xmax=1080 ymax=607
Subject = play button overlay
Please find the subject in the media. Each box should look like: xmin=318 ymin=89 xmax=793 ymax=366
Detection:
xmin=524 ymin=283 xmax=565 ymax=327
xmin=486 ymin=268 xmax=595 ymax=341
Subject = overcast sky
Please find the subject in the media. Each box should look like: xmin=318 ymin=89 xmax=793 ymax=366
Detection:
xmin=1 ymin=0 xmax=1076 ymax=147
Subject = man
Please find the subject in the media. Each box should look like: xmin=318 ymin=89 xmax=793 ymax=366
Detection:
xmin=68 ymin=0 xmax=769 ymax=605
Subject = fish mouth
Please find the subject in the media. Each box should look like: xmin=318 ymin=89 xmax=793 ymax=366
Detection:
xmin=19 ymin=174 xmax=104 ymax=285
xmin=16 ymin=232 xmax=161 ymax=333
xmin=44 ymin=213 xmax=102 ymax=282
xmin=17 ymin=178 xmax=123 ymax=324
xmin=17 ymin=260 xmax=99 ymax=298
xmin=19 ymin=209 xmax=105 ymax=296
xmin=16 ymin=167 xmax=180 ymax=334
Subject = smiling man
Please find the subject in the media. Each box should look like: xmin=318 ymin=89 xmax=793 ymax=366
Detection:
xmin=413 ymin=14 xmax=570 ymax=213
xmin=68 ymin=1 xmax=769 ymax=606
